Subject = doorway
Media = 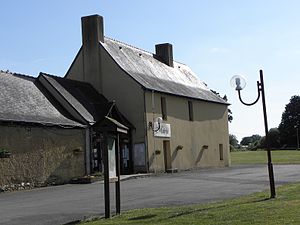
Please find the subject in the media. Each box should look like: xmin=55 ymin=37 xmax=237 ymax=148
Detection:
xmin=163 ymin=140 xmax=171 ymax=172
xmin=91 ymin=131 xmax=133 ymax=175
xmin=120 ymin=139 xmax=132 ymax=175
xmin=91 ymin=132 xmax=103 ymax=173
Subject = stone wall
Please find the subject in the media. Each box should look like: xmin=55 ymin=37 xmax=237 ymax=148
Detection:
xmin=0 ymin=123 xmax=86 ymax=187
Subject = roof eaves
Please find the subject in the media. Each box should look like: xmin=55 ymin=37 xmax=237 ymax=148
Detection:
xmin=38 ymin=73 xmax=92 ymax=124
xmin=144 ymin=87 xmax=229 ymax=105
xmin=0 ymin=118 xmax=86 ymax=128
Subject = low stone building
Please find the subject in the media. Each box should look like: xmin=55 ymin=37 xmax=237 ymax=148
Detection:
xmin=0 ymin=71 xmax=86 ymax=187
xmin=0 ymin=71 xmax=131 ymax=187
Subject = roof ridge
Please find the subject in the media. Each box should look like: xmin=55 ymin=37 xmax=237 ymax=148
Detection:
xmin=13 ymin=73 xmax=34 ymax=79
xmin=40 ymin=72 xmax=98 ymax=89
xmin=0 ymin=70 xmax=35 ymax=79
xmin=104 ymin=37 xmax=187 ymax=66
xmin=104 ymin=36 xmax=154 ymax=55
xmin=0 ymin=69 xmax=13 ymax=74
xmin=39 ymin=72 xmax=62 ymax=78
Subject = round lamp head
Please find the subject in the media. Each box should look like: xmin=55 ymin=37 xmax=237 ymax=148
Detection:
xmin=230 ymin=75 xmax=246 ymax=91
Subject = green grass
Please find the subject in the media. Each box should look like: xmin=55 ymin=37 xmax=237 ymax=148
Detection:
xmin=231 ymin=150 xmax=300 ymax=165
xmin=81 ymin=182 xmax=300 ymax=225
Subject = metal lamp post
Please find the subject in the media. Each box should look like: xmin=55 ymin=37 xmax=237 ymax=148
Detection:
xmin=295 ymin=125 xmax=299 ymax=150
xmin=231 ymin=69 xmax=276 ymax=198
xmin=297 ymin=127 xmax=299 ymax=150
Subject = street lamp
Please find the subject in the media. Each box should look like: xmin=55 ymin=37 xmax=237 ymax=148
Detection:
xmin=231 ymin=70 xmax=276 ymax=198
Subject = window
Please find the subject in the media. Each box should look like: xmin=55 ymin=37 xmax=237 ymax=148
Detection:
xmin=161 ymin=97 xmax=167 ymax=120
xmin=188 ymin=101 xmax=194 ymax=121
xmin=219 ymin=144 xmax=224 ymax=161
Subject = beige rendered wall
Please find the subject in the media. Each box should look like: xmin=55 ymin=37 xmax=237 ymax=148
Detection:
xmin=65 ymin=44 xmax=147 ymax=172
xmin=100 ymin=46 xmax=147 ymax=172
xmin=0 ymin=124 xmax=86 ymax=186
xmin=99 ymin=45 xmax=146 ymax=144
xmin=66 ymin=46 xmax=103 ymax=93
xmin=145 ymin=91 xmax=230 ymax=172
xmin=65 ymin=48 xmax=84 ymax=81
xmin=65 ymin=46 xmax=145 ymax=144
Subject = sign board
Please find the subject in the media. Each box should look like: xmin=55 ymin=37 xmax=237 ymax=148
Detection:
xmin=154 ymin=122 xmax=171 ymax=138
xmin=107 ymin=137 xmax=116 ymax=179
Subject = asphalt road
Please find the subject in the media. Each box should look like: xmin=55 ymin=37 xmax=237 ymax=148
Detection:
xmin=1 ymin=164 xmax=300 ymax=225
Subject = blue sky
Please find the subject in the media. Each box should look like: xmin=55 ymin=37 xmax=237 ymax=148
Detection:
xmin=1 ymin=0 xmax=300 ymax=141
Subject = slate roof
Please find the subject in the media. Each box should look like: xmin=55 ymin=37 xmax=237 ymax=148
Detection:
xmin=0 ymin=71 xmax=84 ymax=127
xmin=40 ymin=73 xmax=120 ymax=125
xmin=102 ymin=37 xmax=228 ymax=105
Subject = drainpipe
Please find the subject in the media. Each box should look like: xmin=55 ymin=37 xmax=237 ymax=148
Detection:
xmin=143 ymin=90 xmax=149 ymax=173
xmin=151 ymin=90 xmax=157 ymax=174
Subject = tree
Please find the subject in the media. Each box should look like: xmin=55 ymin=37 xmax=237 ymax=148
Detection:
xmin=240 ymin=136 xmax=252 ymax=146
xmin=278 ymin=95 xmax=300 ymax=148
xmin=229 ymin=134 xmax=239 ymax=146
xmin=248 ymin=139 xmax=262 ymax=151
xmin=240 ymin=134 xmax=261 ymax=146
xmin=259 ymin=128 xmax=281 ymax=149
xmin=268 ymin=128 xmax=281 ymax=148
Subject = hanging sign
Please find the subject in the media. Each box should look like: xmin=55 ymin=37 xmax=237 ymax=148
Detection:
xmin=154 ymin=122 xmax=171 ymax=138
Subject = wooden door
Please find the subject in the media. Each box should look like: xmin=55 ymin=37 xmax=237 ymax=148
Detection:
xmin=163 ymin=140 xmax=171 ymax=172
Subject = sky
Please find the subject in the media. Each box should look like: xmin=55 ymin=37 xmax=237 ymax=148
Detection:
xmin=1 ymin=0 xmax=300 ymax=142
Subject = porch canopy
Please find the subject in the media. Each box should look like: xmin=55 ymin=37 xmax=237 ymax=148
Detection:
xmin=95 ymin=116 xmax=128 ymax=134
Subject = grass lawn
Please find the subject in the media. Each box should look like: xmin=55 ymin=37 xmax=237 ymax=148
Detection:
xmin=81 ymin=182 xmax=300 ymax=225
xmin=231 ymin=150 xmax=300 ymax=165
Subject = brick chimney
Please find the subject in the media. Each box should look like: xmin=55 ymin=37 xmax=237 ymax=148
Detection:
xmin=155 ymin=43 xmax=174 ymax=67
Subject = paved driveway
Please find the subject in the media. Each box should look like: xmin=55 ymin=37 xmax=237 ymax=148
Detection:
xmin=1 ymin=164 xmax=300 ymax=225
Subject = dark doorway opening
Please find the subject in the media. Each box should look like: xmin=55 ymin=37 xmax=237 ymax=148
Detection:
xmin=91 ymin=131 xmax=133 ymax=175
xmin=163 ymin=140 xmax=172 ymax=172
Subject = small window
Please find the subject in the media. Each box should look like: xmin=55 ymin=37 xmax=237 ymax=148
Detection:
xmin=219 ymin=144 xmax=224 ymax=161
xmin=188 ymin=101 xmax=194 ymax=121
xmin=161 ymin=97 xmax=167 ymax=120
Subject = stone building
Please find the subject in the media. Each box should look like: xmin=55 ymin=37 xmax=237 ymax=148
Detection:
xmin=66 ymin=15 xmax=231 ymax=173
xmin=0 ymin=14 xmax=230 ymax=187
xmin=0 ymin=71 xmax=85 ymax=186
xmin=0 ymin=71 xmax=131 ymax=187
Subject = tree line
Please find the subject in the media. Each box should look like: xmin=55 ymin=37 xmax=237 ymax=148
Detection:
xmin=230 ymin=95 xmax=300 ymax=151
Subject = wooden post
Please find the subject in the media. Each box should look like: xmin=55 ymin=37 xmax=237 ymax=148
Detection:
xmin=115 ymin=133 xmax=121 ymax=214
xmin=103 ymin=132 xmax=110 ymax=218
